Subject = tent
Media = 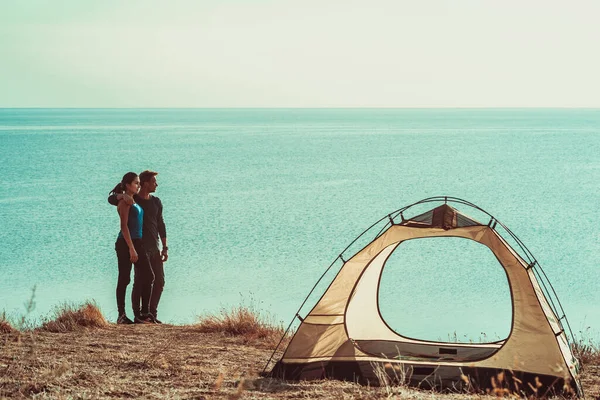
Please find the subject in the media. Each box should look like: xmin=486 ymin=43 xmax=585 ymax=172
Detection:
xmin=266 ymin=197 xmax=582 ymax=396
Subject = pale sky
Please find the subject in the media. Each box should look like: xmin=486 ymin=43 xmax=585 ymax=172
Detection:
xmin=1 ymin=0 xmax=599 ymax=107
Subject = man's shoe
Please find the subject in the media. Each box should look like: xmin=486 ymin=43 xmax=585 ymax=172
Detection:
xmin=117 ymin=314 xmax=134 ymax=325
xmin=149 ymin=314 xmax=163 ymax=324
xmin=134 ymin=314 xmax=156 ymax=324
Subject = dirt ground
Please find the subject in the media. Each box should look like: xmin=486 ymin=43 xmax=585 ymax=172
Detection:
xmin=1 ymin=325 xmax=598 ymax=399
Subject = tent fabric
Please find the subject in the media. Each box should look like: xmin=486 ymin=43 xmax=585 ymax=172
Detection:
xmin=403 ymin=203 xmax=481 ymax=229
xmin=271 ymin=204 xmax=581 ymax=396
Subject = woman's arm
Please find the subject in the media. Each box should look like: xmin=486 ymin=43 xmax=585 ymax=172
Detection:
xmin=118 ymin=201 xmax=138 ymax=263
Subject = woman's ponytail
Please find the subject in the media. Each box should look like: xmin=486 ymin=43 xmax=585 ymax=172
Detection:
xmin=109 ymin=172 xmax=138 ymax=196
xmin=109 ymin=182 xmax=124 ymax=196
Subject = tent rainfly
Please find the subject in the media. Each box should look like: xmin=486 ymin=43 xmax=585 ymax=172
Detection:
xmin=266 ymin=197 xmax=582 ymax=397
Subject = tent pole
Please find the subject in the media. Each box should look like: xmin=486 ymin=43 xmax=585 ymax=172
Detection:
xmin=261 ymin=254 xmax=345 ymax=374
xmin=262 ymin=215 xmax=391 ymax=374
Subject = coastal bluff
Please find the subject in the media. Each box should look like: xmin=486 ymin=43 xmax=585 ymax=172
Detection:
xmin=1 ymin=305 xmax=598 ymax=399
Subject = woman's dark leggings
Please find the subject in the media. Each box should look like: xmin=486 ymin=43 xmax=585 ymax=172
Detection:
xmin=115 ymin=238 xmax=154 ymax=317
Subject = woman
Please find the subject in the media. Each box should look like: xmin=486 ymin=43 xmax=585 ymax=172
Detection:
xmin=109 ymin=172 xmax=155 ymax=324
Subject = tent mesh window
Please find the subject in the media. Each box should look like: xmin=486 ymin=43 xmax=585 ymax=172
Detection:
xmin=377 ymin=237 xmax=512 ymax=345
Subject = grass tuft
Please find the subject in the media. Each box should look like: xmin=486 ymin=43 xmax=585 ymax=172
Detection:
xmin=574 ymin=340 xmax=600 ymax=366
xmin=573 ymin=326 xmax=600 ymax=367
xmin=0 ymin=312 xmax=16 ymax=334
xmin=196 ymin=306 xmax=288 ymax=348
xmin=39 ymin=302 xmax=108 ymax=333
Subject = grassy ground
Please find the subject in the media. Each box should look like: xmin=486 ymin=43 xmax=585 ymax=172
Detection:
xmin=0 ymin=304 xmax=598 ymax=399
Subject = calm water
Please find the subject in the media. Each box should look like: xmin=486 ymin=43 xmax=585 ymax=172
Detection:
xmin=1 ymin=109 xmax=599 ymax=342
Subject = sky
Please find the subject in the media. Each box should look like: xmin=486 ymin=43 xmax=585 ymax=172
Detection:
xmin=1 ymin=0 xmax=600 ymax=108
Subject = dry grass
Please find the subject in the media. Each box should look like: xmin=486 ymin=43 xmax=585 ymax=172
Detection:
xmin=1 ymin=325 xmax=597 ymax=399
xmin=0 ymin=323 xmax=598 ymax=399
xmin=575 ymin=341 xmax=600 ymax=366
xmin=38 ymin=301 xmax=108 ymax=333
xmin=573 ymin=328 xmax=600 ymax=397
xmin=0 ymin=312 xmax=15 ymax=334
xmin=196 ymin=306 xmax=290 ymax=348
xmin=573 ymin=328 xmax=600 ymax=366
xmin=1 ymin=301 xmax=598 ymax=399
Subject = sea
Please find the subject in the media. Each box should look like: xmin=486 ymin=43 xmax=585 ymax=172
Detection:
xmin=1 ymin=108 xmax=599 ymax=344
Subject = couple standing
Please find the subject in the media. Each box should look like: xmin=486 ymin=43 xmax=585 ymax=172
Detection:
xmin=108 ymin=170 xmax=168 ymax=324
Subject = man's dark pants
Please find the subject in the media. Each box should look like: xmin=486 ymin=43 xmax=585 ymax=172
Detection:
xmin=147 ymin=247 xmax=165 ymax=318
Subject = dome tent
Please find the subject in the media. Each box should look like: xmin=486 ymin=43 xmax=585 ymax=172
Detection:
xmin=265 ymin=197 xmax=582 ymax=396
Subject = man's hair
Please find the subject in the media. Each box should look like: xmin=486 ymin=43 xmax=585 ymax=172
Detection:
xmin=139 ymin=170 xmax=158 ymax=184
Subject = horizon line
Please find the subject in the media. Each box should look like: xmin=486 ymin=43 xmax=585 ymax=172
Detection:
xmin=2 ymin=106 xmax=600 ymax=110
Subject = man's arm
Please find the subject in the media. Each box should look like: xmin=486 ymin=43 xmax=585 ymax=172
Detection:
xmin=108 ymin=194 xmax=119 ymax=206
xmin=157 ymin=198 xmax=168 ymax=262
xmin=108 ymin=193 xmax=134 ymax=206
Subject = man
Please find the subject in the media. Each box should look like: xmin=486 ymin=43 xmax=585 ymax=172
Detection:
xmin=109 ymin=170 xmax=168 ymax=323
